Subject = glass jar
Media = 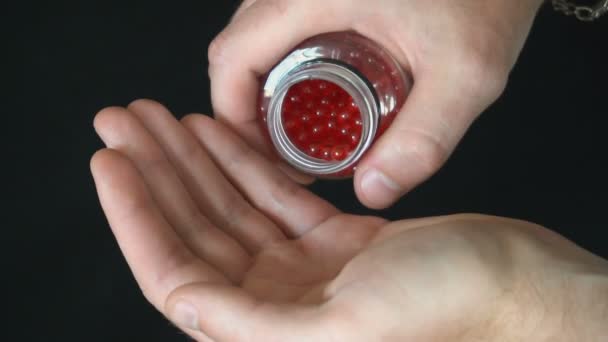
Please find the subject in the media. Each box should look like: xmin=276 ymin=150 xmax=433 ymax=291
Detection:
xmin=258 ymin=31 xmax=411 ymax=177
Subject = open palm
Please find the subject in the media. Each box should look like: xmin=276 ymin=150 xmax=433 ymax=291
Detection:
xmin=91 ymin=100 xmax=607 ymax=341
xmin=91 ymin=99 xmax=392 ymax=340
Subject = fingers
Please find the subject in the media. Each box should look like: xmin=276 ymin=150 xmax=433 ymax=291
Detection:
xmin=210 ymin=0 xmax=355 ymax=186
xmin=90 ymin=149 xmax=228 ymax=310
xmin=208 ymin=0 xmax=354 ymax=125
xmin=165 ymin=283 xmax=333 ymax=341
xmin=94 ymin=106 xmax=251 ymax=282
xmin=126 ymin=100 xmax=286 ymax=254
xmin=183 ymin=114 xmax=340 ymax=238
xmin=355 ymin=68 xmax=506 ymax=209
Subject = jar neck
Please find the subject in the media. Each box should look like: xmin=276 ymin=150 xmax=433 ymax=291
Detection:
xmin=267 ymin=60 xmax=379 ymax=175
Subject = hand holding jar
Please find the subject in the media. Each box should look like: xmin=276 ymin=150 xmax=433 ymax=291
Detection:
xmin=208 ymin=0 xmax=544 ymax=209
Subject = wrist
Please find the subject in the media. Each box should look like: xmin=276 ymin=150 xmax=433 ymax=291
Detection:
xmin=559 ymin=268 xmax=608 ymax=341
xmin=519 ymin=266 xmax=608 ymax=341
xmin=486 ymin=257 xmax=608 ymax=341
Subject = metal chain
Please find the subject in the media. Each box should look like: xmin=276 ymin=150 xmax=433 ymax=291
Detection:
xmin=552 ymin=0 xmax=608 ymax=21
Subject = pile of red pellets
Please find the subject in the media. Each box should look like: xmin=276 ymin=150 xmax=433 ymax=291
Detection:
xmin=281 ymin=80 xmax=363 ymax=161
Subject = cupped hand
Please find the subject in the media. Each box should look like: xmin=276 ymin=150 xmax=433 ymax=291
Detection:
xmin=209 ymin=0 xmax=545 ymax=208
xmin=91 ymin=100 xmax=608 ymax=341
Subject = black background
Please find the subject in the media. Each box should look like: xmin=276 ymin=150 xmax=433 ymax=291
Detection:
xmin=6 ymin=1 xmax=608 ymax=341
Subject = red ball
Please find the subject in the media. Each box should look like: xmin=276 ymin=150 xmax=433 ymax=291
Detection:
xmin=282 ymin=80 xmax=363 ymax=162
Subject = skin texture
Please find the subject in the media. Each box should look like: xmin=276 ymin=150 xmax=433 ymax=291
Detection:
xmin=91 ymin=100 xmax=608 ymax=342
xmin=208 ymin=0 xmax=546 ymax=209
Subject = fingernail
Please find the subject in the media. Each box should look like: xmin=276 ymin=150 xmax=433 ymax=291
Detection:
xmin=170 ymin=300 xmax=199 ymax=331
xmin=360 ymin=168 xmax=401 ymax=207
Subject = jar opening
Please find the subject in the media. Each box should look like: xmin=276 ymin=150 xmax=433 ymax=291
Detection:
xmin=267 ymin=60 xmax=379 ymax=175
xmin=280 ymin=79 xmax=363 ymax=162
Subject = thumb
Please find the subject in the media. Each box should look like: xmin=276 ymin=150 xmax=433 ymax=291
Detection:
xmin=354 ymin=68 xmax=506 ymax=209
xmin=165 ymin=283 xmax=331 ymax=342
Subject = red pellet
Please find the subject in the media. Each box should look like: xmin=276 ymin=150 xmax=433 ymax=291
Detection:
xmin=282 ymin=80 xmax=363 ymax=162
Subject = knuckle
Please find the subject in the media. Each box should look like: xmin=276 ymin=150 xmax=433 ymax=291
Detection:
xmin=265 ymin=175 xmax=303 ymax=212
xmin=113 ymin=193 xmax=156 ymax=228
xmin=223 ymin=137 xmax=256 ymax=171
xmin=220 ymin=193 xmax=253 ymax=228
xmin=209 ymin=0 xmax=292 ymax=66
xmin=138 ymin=154 xmax=170 ymax=176
xmin=391 ymin=129 xmax=448 ymax=176
xmin=455 ymin=46 xmax=509 ymax=100
xmin=260 ymin=0 xmax=291 ymax=16
xmin=174 ymin=133 xmax=203 ymax=163
xmin=208 ymin=30 xmax=230 ymax=65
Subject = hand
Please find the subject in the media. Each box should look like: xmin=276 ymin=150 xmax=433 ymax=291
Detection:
xmin=208 ymin=0 xmax=545 ymax=208
xmin=91 ymin=100 xmax=607 ymax=341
